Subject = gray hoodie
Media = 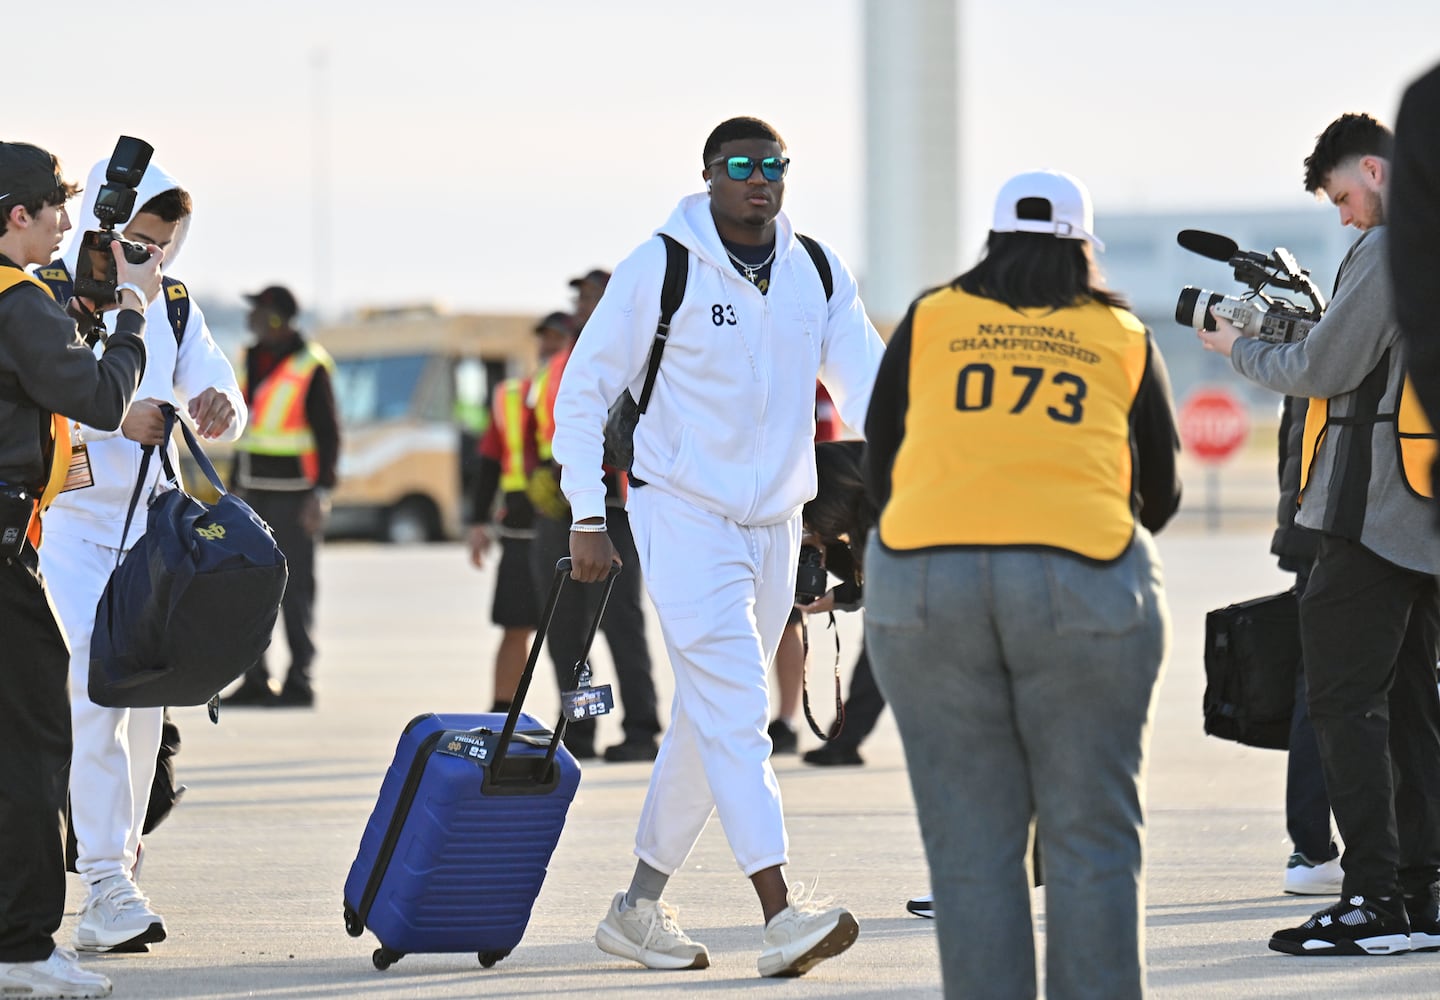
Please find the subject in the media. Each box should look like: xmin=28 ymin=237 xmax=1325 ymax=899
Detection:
xmin=1231 ymin=227 xmax=1440 ymax=575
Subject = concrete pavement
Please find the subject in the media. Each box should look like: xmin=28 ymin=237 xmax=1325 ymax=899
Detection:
xmin=64 ymin=528 xmax=1440 ymax=998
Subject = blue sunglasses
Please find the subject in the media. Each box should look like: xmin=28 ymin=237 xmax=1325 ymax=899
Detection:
xmin=708 ymin=155 xmax=790 ymax=182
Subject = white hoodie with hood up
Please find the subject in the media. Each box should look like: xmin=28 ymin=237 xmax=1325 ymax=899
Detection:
xmin=553 ymin=193 xmax=884 ymax=526
xmin=44 ymin=157 xmax=247 ymax=548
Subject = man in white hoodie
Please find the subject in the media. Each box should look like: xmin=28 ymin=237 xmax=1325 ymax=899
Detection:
xmin=553 ymin=116 xmax=884 ymax=977
xmin=36 ymin=157 xmax=246 ymax=954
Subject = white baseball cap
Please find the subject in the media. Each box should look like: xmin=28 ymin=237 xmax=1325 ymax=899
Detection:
xmin=991 ymin=170 xmax=1104 ymax=251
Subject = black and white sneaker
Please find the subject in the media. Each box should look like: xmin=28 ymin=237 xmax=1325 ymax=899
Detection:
xmin=1269 ymin=894 xmax=1411 ymax=956
xmin=905 ymin=894 xmax=934 ymax=919
xmin=1404 ymin=884 xmax=1440 ymax=952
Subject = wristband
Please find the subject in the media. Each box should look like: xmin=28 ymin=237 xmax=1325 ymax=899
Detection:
xmin=115 ymin=283 xmax=146 ymax=312
xmin=570 ymin=521 xmax=608 ymax=533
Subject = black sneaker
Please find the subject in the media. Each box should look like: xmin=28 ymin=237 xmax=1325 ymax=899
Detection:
xmin=273 ymin=685 xmax=315 ymax=708
xmin=220 ymin=683 xmax=275 ymax=707
xmin=905 ymin=894 xmax=934 ymax=919
xmin=768 ymin=719 xmax=798 ymax=755
xmin=1404 ymin=884 xmax=1440 ymax=952
xmin=1269 ymin=894 xmax=1412 ymax=956
xmin=603 ymin=740 xmax=659 ymax=763
xmin=802 ymin=744 xmax=864 ymax=767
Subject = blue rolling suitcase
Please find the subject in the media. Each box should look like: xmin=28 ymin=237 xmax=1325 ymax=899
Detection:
xmin=343 ymin=558 xmax=617 ymax=970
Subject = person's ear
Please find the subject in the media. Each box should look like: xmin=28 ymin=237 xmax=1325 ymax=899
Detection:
xmin=6 ymin=204 xmax=30 ymax=229
xmin=1363 ymin=155 xmax=1388 ymax=188
xmin=702 ymin=168 xmax=712 ymax=192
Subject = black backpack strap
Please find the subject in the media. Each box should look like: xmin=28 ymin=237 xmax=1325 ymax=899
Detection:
xmin=162 ymin=277 xmax=190 ymax=346
xmin=635 ymin=234 xmax=689 ymax=414
xmin=797 ymin=233 xmax=833 ymax=301
xmin=34 ymin=261 xmax=75 ymax=305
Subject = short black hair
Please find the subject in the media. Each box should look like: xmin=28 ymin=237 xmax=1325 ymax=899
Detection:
xmin=1303 ymin=113 xmax=1394 ymax=193
xmin=703 ymin=117 xmax=785 ymax=165
xmin=0 ymin=142 xmax=79 ymax=237
xmin=137 ymin=187 xmax=192 ymax=222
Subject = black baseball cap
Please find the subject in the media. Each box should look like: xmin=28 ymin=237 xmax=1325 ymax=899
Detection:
xmin=533 ymin=311 xmax=576 ymax=336
xmin=0 ymin=142 xmax=67 ymax=207
xmin=244 ymin=285 xmax=300 ymax=320
xmin=567 ymin=268 xmax=611 ymax=289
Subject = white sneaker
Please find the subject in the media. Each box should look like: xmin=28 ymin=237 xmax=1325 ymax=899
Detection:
xmin=1284 ymin=853 xmax=1344 ymax=896
xmin=75 ymin=873 xmax=167 ymax=953
xmin=758 ymin=882 xmax=860 ymax=978
xmin=0 ymin=945 xmax=112 ymax=998
xmin=906 ymin=893 xmax=934 ymax=918
xmin=594 ymin=891 xmax=709 ymax=970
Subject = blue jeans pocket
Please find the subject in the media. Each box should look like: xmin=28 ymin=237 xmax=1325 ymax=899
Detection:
xmin=1043 ymin=548 xmax=1146 ymax=637
xmin=863 ymin=541 xmax=928 ymax=632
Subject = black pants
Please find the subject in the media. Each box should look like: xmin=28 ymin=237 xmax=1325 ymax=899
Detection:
xmin=531 ymin=511 xmax=660 ymax=751
xmin=239 ymin=490 xmax=317 ymax=693
xmin=1301 ymin=535 xmax=1440 ymax=897
xmin=0 ymin=557 xmax=70 ymax=962
xmin=1285 ymin=565 xmax=1337 ymax=862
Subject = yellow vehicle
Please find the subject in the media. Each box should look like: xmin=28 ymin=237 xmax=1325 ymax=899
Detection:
xmin=318 ymin=305 xmax=537 ymax=543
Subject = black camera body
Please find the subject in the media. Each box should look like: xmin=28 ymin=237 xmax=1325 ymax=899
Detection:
xmin=795 ymin=544 xmax=827 ymax=605
xmin=73 ymin=136 xmax=155 ymax=306
xmin=1174 ymin=230 xmax=1326 ymax=344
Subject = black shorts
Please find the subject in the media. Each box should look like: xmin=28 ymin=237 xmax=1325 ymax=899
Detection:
xmin=492 ymin=535 xmax=540 ymax=629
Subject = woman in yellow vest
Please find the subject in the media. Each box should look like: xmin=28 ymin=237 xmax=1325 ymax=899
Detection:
xmin=863 ymin=171 xmax=1182 ymax=1000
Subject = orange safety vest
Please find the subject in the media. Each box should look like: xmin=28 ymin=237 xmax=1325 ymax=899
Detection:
xmin=0 ymin=269 xmax=73 ymax=549
xmin=532 ymin=347 xmax=571 ymax=462
xmin=235 ymin=342 xmax=335 ymax=486
xmin=491 ymin=377 xmax=530 ymax=492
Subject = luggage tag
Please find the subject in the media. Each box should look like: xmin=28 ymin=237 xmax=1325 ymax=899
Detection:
xmin=561 ymin=662 xmax=614 ymax=722
xmin=435 ymin=729 xmax=498 ymax=765
xmin=60 ymin=423 xmax=94 ymax=494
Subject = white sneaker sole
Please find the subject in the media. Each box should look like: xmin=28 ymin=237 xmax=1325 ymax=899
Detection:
xmin=758 ymin=911 xmax=860 ymax=978
xmin=594 ymin=920 xmax=709 ymax=970
xmin=1270 ymin=932 xmax=1411 ymax=956
xmin=75 ymin=920 xmax=166 ymax=954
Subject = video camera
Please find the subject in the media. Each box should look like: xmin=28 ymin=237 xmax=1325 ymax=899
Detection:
xmin=1174 ymin=229 xmax=1326 ymax=344
xmin=72 ymin=136 xmax=155 ymax=307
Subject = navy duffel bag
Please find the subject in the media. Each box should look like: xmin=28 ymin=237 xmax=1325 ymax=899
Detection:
xmin=90 ymin=404 xmax=288 ymax=709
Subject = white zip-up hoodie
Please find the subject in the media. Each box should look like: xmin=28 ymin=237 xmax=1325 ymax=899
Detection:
xmin=553 ymin=193 xmax=884 ymax=526
xmin=44 ymin=157 xmax=247 ymax=548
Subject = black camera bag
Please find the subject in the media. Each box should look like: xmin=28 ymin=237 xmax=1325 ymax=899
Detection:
xmin=1202 ymin=589 xmax=1301 ymax=750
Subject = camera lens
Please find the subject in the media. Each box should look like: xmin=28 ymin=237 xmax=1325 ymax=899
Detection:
xmin=1176 ymin=287 xmax=1223 ymax=331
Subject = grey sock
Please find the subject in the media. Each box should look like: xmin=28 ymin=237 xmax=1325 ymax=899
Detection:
xmin=622 ymin=860 xmax=670 ymax=910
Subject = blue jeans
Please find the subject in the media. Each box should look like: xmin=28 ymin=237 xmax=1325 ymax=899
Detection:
xmin=866 ymin=534 xmax=1168 ymax=1000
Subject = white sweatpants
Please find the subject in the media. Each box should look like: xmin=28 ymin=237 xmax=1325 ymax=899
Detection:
xmin=626 ymin=487 xmax=801 ymax=877
xmin=40 ymin=531 xmax=163 ymax=886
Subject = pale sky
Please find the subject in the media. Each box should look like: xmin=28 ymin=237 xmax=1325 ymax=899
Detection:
xmin=8 ymin=1 xmax=1438 ymax=320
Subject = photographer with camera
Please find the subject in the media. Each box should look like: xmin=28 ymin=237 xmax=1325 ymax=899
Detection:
xmin=35 ymin=153 xmax=245 ymax=956
xmin=864 ymin=170 xmax=1180 ymax=999
xmin=1197 ymin=113 xmax=1440 ymax=957
xmin=0 ymin=139 xmax=162 ymax=999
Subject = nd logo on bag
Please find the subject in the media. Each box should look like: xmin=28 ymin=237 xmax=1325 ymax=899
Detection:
xmin=90 ymin=405 xmax=288 ymax=709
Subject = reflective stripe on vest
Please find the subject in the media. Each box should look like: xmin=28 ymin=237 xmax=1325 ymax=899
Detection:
xmin=491 ymin=377 xmax=529 ymax=492
xmin=0 ymin=270 xmax=73 ymax=547
xmin=878 ymin=288 xmax=1148 ymax=561
xmin=236 ymin=343 xmax=335 ymax=484
xmin=532 ymin=348 xmax=570 ymax=462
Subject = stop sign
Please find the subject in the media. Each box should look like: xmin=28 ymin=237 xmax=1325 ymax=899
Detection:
xmin=1179 ymin=388 xmax=1249 ymax=464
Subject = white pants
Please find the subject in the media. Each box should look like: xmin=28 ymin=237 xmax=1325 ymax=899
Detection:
xmin=40 ymin=531 xmax=162 ymax=886
xmin=626 ymin=487 xmax=801 ymax=877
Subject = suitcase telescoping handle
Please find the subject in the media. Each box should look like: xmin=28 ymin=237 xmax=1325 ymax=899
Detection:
xmin=491 ymin=557 xmax=621 ymax=778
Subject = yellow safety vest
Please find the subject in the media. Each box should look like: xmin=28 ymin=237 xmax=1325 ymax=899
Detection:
xmin=1300 ymin=366 xmax=1437 ymax=503
xmin=0 ymin=268 xmax=75 ymax=547
xmin=235 ymin=343 xmax=335 ymax=485
xmin=491 ymin=377 xmax=530 ymax=492
xmin=879 ymin=288 xmax=1149 ymax=561
xmin=532 ymin=348 xmax=570 ymax=463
